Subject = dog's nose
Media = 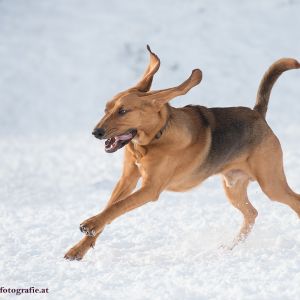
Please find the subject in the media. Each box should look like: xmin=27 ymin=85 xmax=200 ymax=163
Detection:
xmin=92 ymin=127 xmax=106 ymax=139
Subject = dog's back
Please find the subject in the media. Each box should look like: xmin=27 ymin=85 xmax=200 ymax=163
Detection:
xmin=184 ymin=105 xmax=268 ymax=174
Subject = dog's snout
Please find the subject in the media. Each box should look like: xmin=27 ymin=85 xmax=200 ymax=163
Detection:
xmin=92 ymin=127 xmax=106 ymax=139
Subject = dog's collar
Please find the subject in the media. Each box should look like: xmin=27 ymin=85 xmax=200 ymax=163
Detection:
xmin=155 ymin=107 xmax=170 ymax=139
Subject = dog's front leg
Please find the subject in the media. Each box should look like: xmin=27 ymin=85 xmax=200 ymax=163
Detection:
xmin=105 ymin=168 xmax=140 ymax=208
xmin=64 ymin=149 xmax=140 ymax=260
xmin=64 ymin=174 xmax=140 ymax=261
xmin=64 ymin=180 xmax=150 ymax=261
xmin=64 ymin=232 xmax=101 ymax=261
xmin=105 ymin=147 xmax=141 ymax=207
xmin=79 ymin=182 xmax=162 ymax=237
xmin=80 ymin=158 xmax=173 ymax=237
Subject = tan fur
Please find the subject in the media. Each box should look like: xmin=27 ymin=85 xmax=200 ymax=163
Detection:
xmin=65 ymin=47 xmax=300 ymax=260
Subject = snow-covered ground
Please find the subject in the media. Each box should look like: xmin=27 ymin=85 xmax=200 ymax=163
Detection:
xmin=1 ymin=0 xmax=300 ymax=299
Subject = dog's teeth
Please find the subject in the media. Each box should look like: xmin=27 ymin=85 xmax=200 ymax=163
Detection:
xmin=110 ymin=142 xmax=117 ymax=149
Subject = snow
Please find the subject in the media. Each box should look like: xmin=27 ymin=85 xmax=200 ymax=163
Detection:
xmin=1 ymin=0 xmax=300 ymax=299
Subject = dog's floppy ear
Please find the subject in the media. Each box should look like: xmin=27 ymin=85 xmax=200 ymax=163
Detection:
xmin=146 ymin=69 xmax=202 ymax=107
xmin=135 ymin=45 xmax=160 ymax=92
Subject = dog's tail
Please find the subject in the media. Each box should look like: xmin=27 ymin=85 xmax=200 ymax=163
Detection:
xmin=254 ymin=58 xmax=300 ymax=118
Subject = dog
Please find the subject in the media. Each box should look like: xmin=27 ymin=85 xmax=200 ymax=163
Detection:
xmin=65 ymin=45 xmax=300 ymax=260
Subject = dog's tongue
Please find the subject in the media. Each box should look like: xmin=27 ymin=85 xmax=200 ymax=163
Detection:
xmin=116 ymin=133 xmax=133 ymax=141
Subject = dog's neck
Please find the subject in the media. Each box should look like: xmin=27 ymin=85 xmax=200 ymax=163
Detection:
xmin=154 ymin=105 xmax=170 ymax=140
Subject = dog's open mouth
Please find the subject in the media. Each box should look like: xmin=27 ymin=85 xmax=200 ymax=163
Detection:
xmin=105 ymin=129 xmax=137 ymax=153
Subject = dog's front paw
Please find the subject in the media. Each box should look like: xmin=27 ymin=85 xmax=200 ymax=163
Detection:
xmin=64 ymin=245 xmax=86 ymax=261
xmin=80 ymin=215 xmax=104 ymax=237
xmin=218 ymin=244 xmax=233 ymax=251
xmin=64 ymin=234 xmax=100 ymax=261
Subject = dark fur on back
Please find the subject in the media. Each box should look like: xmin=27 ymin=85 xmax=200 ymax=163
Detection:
xmin=206 ymin=107 xmax=263 ymax=171
xmin=187 ymin=105 xmax=266 ymax=173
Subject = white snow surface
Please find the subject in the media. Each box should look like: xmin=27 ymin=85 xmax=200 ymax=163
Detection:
xmin=1 ymin=0 xmax=300 ymax=299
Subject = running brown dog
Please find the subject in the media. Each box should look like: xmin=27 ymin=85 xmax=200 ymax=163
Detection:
xmin=65 ymin=46 xmax=300 ymax=260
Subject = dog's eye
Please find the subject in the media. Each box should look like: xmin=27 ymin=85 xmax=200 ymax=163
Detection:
xmin=118 ymin=108 xmax=127 ymax=115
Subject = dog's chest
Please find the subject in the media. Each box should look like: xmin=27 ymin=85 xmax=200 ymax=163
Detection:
xmin=134 ymin=159 xmax=146 ymax=177
xmin=135 ymin=160 xmax=142 ymax=169
xmin=135 ymin=159 xmax=141 ymax=166
xmin=128 ymin=143 xmax=147 ymax=173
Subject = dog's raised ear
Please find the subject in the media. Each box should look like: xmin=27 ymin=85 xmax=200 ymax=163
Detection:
xmin=145 ymin=69 xmax=202 ymax=107
xmin=135 ymin=45 xmax=160 ymax=92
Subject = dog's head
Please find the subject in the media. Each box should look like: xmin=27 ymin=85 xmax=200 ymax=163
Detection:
xmin=93 ymin=45 xmax=202 ymax=153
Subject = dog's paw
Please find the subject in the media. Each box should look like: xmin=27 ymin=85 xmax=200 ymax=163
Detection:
xmin=64 ymin=246 xmax=85 ymax=261
xmin=80 ymin=223 xmax=96 ymax=237
xmin=64 ymin=235 xmax=99 ymax=261
xmin=80 ymin=215 xmax=104 ymax=237
xmin=218 ymin=244 xmax=233 ymax=251
xmin=219 ymin=239 xmax=243 ymax=251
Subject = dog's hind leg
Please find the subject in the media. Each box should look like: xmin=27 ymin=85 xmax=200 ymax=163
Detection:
xmin=222 ymin=170 xmax=258 ymax=248
xmin=250 ymin=135 xmax=300 ymax=217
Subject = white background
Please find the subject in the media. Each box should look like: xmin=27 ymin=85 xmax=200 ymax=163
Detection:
xmin=1 ymin=0 xmax=300 ymax=299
